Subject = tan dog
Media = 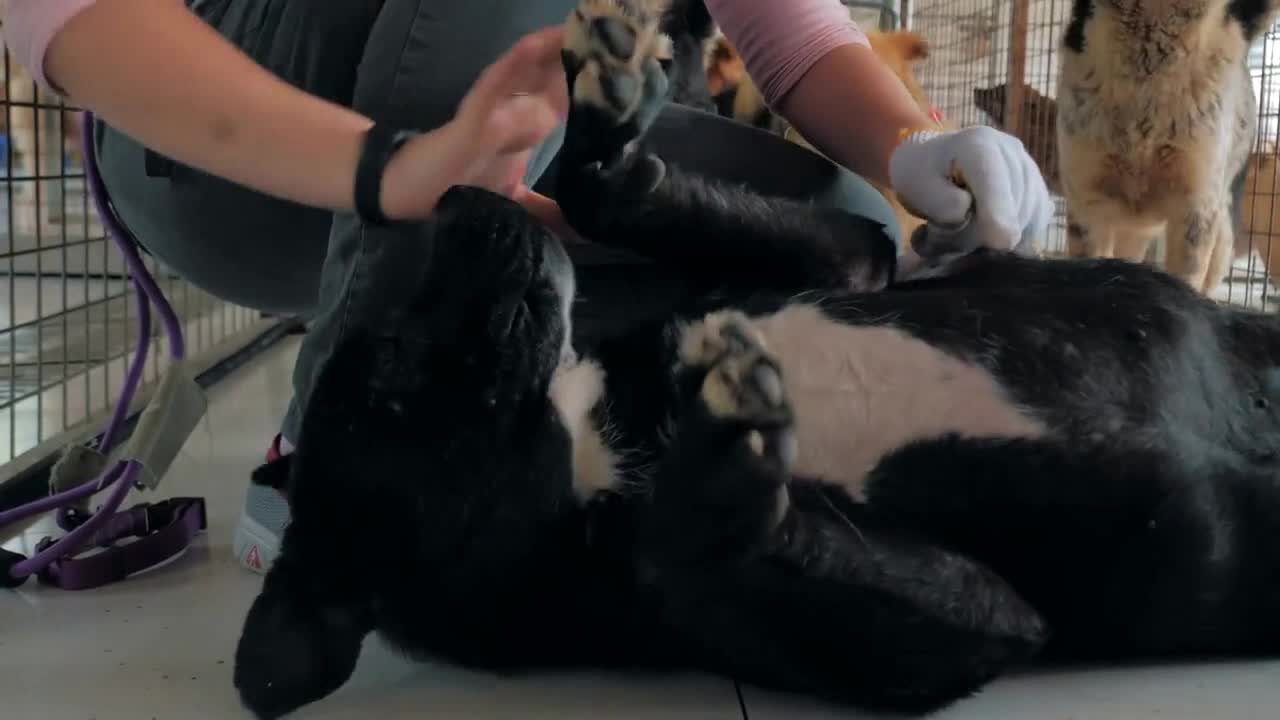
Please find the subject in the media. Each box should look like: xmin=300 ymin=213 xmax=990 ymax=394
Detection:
xmin=707 ymin=30 xmax=942 ymax=246
xmin=973 ymin=82 xmax=1060 ymax=195
xmin=1056 ymin=0 xmax=1276 ymax=295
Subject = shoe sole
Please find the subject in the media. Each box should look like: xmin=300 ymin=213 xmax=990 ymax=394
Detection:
xmin=233 ymin=514 xmax=280 ymax=575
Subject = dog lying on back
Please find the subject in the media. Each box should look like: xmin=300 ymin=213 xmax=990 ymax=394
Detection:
xmin=1056 ymin=0 xmax=1274 ymax=294
xmin=234 ymin=2 xmax=1280 ymax=718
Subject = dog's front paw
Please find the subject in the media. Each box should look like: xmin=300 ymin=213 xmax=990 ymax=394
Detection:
xmin=562 ymin=0 xmax=670 ymax=168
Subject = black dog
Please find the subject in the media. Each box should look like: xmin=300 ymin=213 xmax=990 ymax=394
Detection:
xmin=233 ymin=2 xmax=1280 ymax=718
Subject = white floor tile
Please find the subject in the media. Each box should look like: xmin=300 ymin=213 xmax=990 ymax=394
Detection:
xmin=3 ymin=337 xmax=1279 ymax=719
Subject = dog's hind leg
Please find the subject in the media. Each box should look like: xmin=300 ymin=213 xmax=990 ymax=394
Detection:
xmin=233 ymin=550 xmax=373 ymax=720
xmin=862 ymin=435 xmax=1254 ymax=660
xmin=1203 ymin=219 xmax=1235 ymax=294
xmin=1065 ymin=212 xmax=1091 ymax=257
xmin=636 ymin=311 xmax=1046 ymax=714
xmin=1166 ymin=200 xmax=1229 ymax=293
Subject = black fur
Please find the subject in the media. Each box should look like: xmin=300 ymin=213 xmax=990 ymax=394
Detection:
xmin=235 ymin=8 xmax=1280 ymax=719
xmin=659 ymin=0 xmax=719 ymax=112
xmin=1063 ymin=0 xmax=1094 ymax=52
xmin=1229 ymin=0 xmax=1273 ymax=41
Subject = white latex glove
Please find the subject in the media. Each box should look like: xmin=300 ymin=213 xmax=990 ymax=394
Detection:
xmin=889 ymin=126 xmax=1053 ymax=259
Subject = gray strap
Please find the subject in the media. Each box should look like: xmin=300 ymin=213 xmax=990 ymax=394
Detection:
xmin=47 ymin=361 xmax=208 ymax=497
xmin=123 ymin=360 xmax=208 ymax=490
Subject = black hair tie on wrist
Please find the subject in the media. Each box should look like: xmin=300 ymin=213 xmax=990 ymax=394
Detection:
xmin=355 ymin=123 xmax=416 ymax=226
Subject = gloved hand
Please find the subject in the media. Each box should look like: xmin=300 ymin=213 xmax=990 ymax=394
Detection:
xmin=889 ymin=126 xmax=1053 ymax=259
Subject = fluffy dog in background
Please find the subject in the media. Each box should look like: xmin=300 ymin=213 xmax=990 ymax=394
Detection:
xmin=1056 ymin=0 xmax=1275 ymax=294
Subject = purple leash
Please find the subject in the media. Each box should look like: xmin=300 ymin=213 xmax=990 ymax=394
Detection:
xmin=0 ymin=112 xmax=207 ymax=590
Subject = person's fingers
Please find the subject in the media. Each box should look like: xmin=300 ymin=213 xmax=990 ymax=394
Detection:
xmin=488 ymin=95 xmax=563 ymax=153
xmin=952 ymin=139 xmax=1020 ymax=249
xmin=894 ymin=161 xmax=974 ymax=228
xmin=466 ymin=149 xmax=532 ymax=197
xmin=541 ymin=66 xmax=570 ymax=120
xmin=467 ymin=27 xmax=565 ymax=114
xmin=497 ymin=151 xmax=531 ymax=197
xmin=517 ymin=189 xmax=586 ymax=243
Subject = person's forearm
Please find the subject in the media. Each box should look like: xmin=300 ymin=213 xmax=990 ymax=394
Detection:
xmin=45 ymin=0 xmax=463 ymax=216
xmin=777 ymin=43 xmax=934 ymax=188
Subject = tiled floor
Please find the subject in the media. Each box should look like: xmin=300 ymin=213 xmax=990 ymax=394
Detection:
xmin=3 ymin=338 xmax=1280 ymax=719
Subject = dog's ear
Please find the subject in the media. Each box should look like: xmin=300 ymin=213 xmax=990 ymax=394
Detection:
xmin=1027 ymin=82 xmax=1053 ymax=103
xmin=234 ymin=558 xmax=372 ymax=719
xmin=891 ymin=31 xmax=930 ymax=62
xmin=705 ymin=36 xmax=745 ymax=96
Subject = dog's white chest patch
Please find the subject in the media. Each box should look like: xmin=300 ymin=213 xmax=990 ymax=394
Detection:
xmin=549 ymin=359 xmax=618 ymax=502
xmin=753 ymin=305 xmax=1045 ymax=499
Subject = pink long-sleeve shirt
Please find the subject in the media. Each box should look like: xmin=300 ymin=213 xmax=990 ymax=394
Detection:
xmin=6 ymin=0 xmax=867 ymax=105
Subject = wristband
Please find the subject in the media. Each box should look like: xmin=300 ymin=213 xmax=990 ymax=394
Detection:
xmin=355 ymin=123 xmax=416 ymax=226
xmin=895 ymin=126 xmax=946 ymax=147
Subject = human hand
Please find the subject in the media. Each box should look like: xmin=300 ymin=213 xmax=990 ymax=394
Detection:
xmin=379 ymin=28 xmax=567 ymax=218
xmin=889 ymin=126 xmax=1053 ymax=258
xmin=466 ymin=149 xmax=533 ymax=198
xmin=513 ymin=186 xmax=586 ymax=244
xmin=453 ymin=28 xmax=568 ymax=183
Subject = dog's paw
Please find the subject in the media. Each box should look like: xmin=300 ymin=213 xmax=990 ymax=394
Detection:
xmin=563 ymin=0 xmax=669 ymax=131
xmin=680 ymin=311 xmax=795 ymax=463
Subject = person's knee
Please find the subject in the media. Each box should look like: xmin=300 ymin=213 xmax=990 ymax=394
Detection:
xmin=293 ymin=0 xmax=384 ymax=30
xmin=820 ymin=170 xmax=902 ymax=242
xmin=351 ymin=0 xmax=579 ymax=125
xmin=645 ymin=105 xmax=902 ymax=239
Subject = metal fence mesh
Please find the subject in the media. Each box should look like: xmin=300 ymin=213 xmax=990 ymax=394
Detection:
xmin=907 ymin=0 xmax=1280 ymax=311
xmin=1 ymin=46 xmax=263 ymax=468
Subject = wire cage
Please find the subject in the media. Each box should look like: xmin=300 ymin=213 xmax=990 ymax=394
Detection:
xmin=905 ymin=0 xmax=1280 ymax=311
xmin=0 ymin=40 xmax=272 ymax=482
xmin=846 ymin=0 xmax=902 ymax=32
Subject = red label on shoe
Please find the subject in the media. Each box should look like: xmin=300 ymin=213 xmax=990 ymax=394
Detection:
xmin=265 ymin=434 xmax=284 ymax=464
xmin=245 ymin=545 xmax=263 ymax=571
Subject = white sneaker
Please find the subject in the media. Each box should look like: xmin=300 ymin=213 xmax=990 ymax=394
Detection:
xmin=233 ymin=436 xmax=291 ymax=574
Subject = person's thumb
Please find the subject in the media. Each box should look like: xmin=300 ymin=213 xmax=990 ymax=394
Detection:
xmin=890 ymin=144 xmax=974 ymax=229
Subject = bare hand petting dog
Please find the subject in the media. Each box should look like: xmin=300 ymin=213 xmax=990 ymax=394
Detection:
xmin=381 ymin=27 xmax=569 ymax=217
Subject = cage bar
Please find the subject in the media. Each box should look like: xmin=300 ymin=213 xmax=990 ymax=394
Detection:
xmin=909 ymin=0 xmax=1280 ymax=310
xmin=0 ymin=38 xmax=274 ymax=475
